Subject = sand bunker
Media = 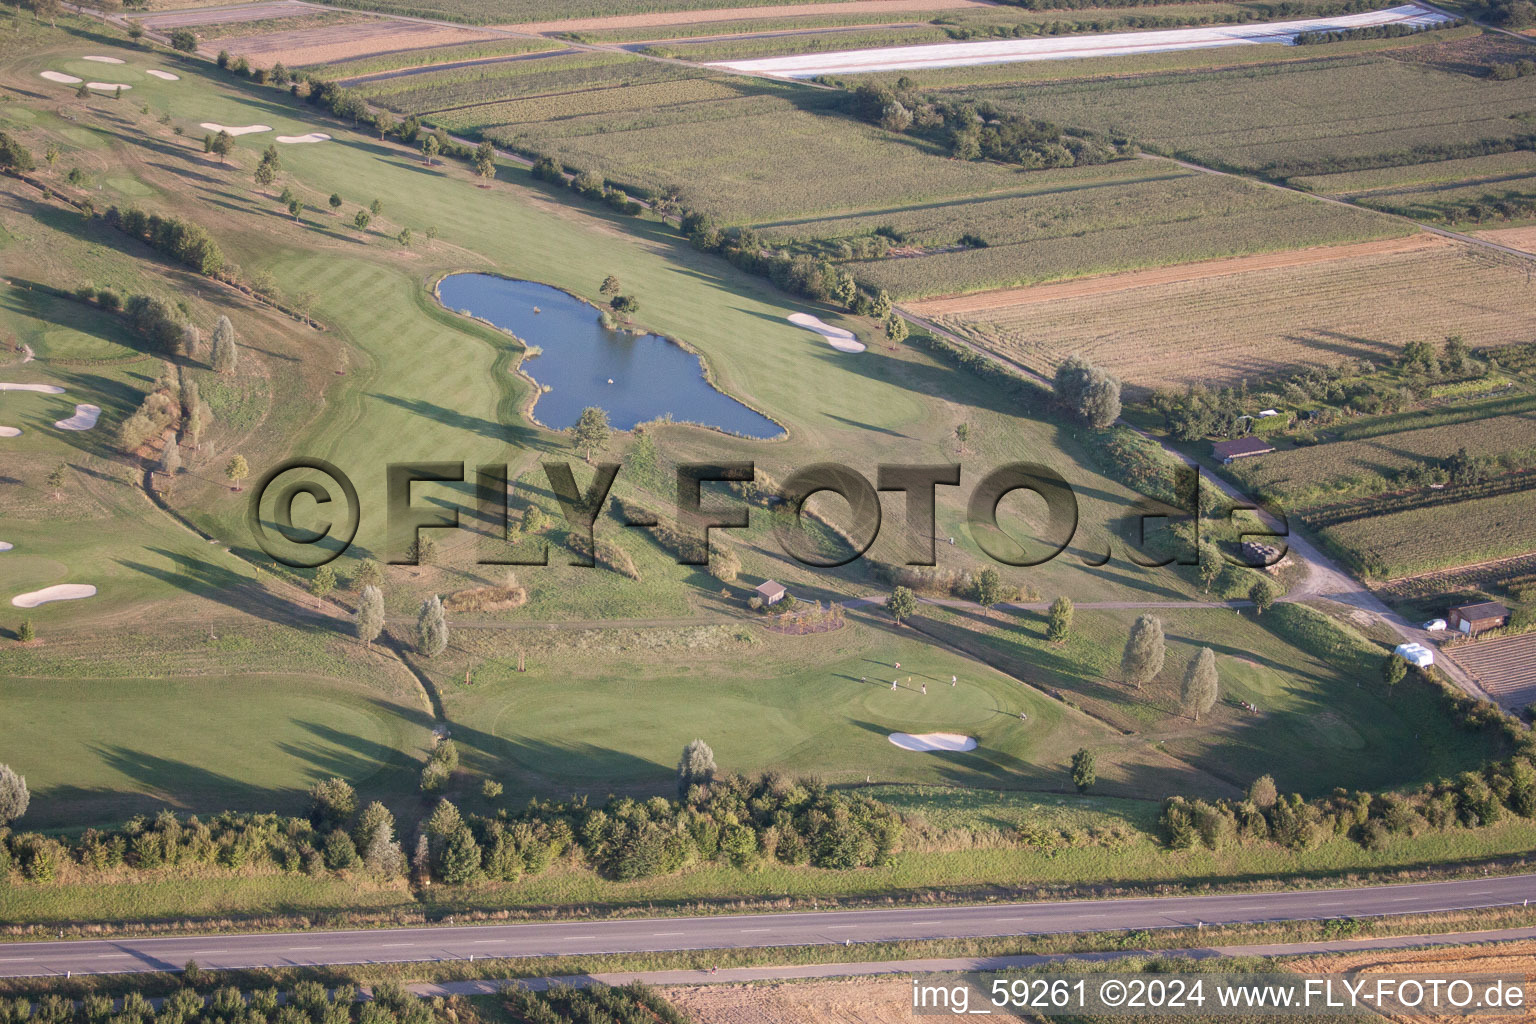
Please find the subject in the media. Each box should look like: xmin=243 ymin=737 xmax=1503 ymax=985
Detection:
xmin=200 ymin=122 xmax=270 ymax=135
xmin=54 ymin=404 xmax=101 ymax=431
xmin=12 ymin=584 xmax=98 ymax=608
xmin=83 ymin=55 xmax=126 ymax=63
xmin=0 ymin=427 xmax=20 ymax=437
xmin=0 ymin=383 xmax=66 ymax=393
xmin=87 ymin=82 xmax=131 ymax=91
xmin=788 ymin=312 xmax=865 ymax=353
xmin=888 ymin=732 xmax=978 ymax=752
xmin=0 ymin=542 xmax=12 ymax=552
xmin=275 ymin=132 xmax=331 ymax=144
xmin=40 ymin=71 xmax=83 ymax=84
xmin=146 ymin=69 xmax=180 ymax=80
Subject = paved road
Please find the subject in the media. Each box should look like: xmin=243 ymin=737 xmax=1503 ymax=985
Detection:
xmin=410 ymin=923 xmax=1536 ymax=991
xmin=3 ymin=875 xmax=1533 ymax=978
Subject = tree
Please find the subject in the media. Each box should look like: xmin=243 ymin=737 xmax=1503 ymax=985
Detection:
xmin=708 ymin=543 xmax=740 ymax=583
xmin=225 ymin=454 xmax=249 ymax=491
xmin=1197 ymin=542 xmax=1223 ymax=593
xmin=884 ymin=313 xmax=908 ymax=343
xmin=869 ymin=288 xmax=892 ymax=320
xmin=353 ymin=557 xmax=384 ymax=590
xmin=254 ymin=145 xmax=280 ymax=187
xmin=426 ymin=225 xmax=439 ymax=247
xmin=437 ymin=826 xmax=481 ymax=884
xmin=369 ymin=198 xmax=383 ymax=217
xmin=1071 ymin=748 xmax=1096 ymax=793
xmin=169 ymin=28 xmax=197 ymax=51
xmin=361 ymin=815 xmax=405 ymax=877
xmin=126 ymin=18 xmax=144 ymax=41
xmin=309 ymin=776 xmax=357 ymax=830
xmin=1120 ymin=613 xmax=1165 ymax=690
xmin=157 ymin=440 xmax=181 ymax=477
xmin=1249 ymin=577 xmax=1280 ymax=615
xmin=46 ymin=463 xmax=68 ymax=499
xmin=44 ymin=143 xmax=59 ymax=169
xmin=1247 ymin=774 xmax=1278 ymax=809
xmin=671 ymin=738 xmax=720 ymax=800
xmin=599 ymin=274 xmax=621 ymax=297
xmin=886 ymin=585 xmax=917 ymax=625
xmin=408 ymin=535 xmax=437 ymax=565
xmin=289 ymin=198 xmax=304 ymax=220
xmin=16 ymin=620 xmax=35 ymax=644
xmin=610 ymin=293 xmax=639 ymax=316
xmin=354 ymin=209 xmax=372 ymax=232
xmin=975 ymin=567 xmax=1001 ymax=613
xmin=1383 ymin=652 xmax=1408 ymax=690
xmin=0 ymin=765 xmax=28 ymax=825
xmin=420 ymin=134 xmax=440 ymax=166
xmin=310 ymin=564 xmax=336 ymax=606
xmin=397 ymin=227 xmax=412 ymax=247
xmin=1046 ymin=595 xmax=1073 ymax=643
xmin=954 ymin=421 xmax=971 ymax=452
xmin=355 ymin=584 xmax=385 ymax=647
xmin=570 ymin=406 xmax=610 ymax=461
xmin=210 ymin=130 xmax=233 ymax=164
xmin=329 ymin=193 xmax=343 ymax=213
xmin=211 ymin=315 xmax=238 ymax=373
xmin=1054 ymin=354 xmax=1121 ymax=429
xmin=76 ymin=81 xmax=91 ymax=101
xmin=474 ymin=140 xmax=496 ymax=181
xmin=417 ymin=595 xmax=448 ymax=657
xmin=1180 ymin=647 xmax=1219 ymax=722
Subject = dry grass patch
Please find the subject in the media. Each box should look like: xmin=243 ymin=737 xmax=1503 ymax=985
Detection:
xmin=442 ymin=582 xmax=530 ymax=614
xmin=661 ymin=978 xmax=914 ymax=1024
xmin=222 ymin=21 xmax=506 ymax=66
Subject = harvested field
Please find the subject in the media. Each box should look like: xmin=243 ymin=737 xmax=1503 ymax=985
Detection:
xmin=1451 ymin=633 xmax=1536 ymax=709
xmin=216 ymin=20 xmax=507 ymax=66
xmin=503 ymin=0 xmax=993 ymax=34
xmin=190 ymin=10 xmax=376 ymax=41
xmin=1374 ymin=551 xmax=1536 ymax=602
xmin=900 ymin=231 xmax=1437 ymax=310
xmin=661 ymin=978 xmax=914 ymax=1024
xmin=931 ymin=241 xmax=1536 ymax=390
xmin=1354 ymin=174 xmax=1536 ymax=221
xmin=319 ymin=41 xmax=571 ymax=80
xmin=1290 ymin=940 xmax=1536 ymax=1024
xmin=1474 ymin=224 xmax=1536 ymax=254
xmin=1319 ymin=487 xmax=1536 ymax=579
xmin=137 ymin=2 xmax=315 ymax=28
xmin=1292 ymin=151 xmax=1536 ymax=194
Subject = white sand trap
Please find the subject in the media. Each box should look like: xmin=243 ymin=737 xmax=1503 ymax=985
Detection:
xmin=0 ymin=427 xmax=20 ymax=437
xmin=713 ymin=4 xmax=1451 ymax=75
xmin=146 ymin=69 xmax=180 ymax=81
xmin=54 ymin=404 xmax=101 ymax=431
xmin=12 ymin=584 xmax=97 ymax=608
xmin=87 ymin=82 xmax=131 ymax=91
xmin=0 ymin=542 xmax=12 ymax=552
xmin=201 ymin=122 xmax=270 ymax=136
xmin=788 ymin=312 xmax=865 ymax=353
xmin=889 ymin=732 xmax=977 ymax=752
xmin=275 ymin=132 xmax=331 ymax=144
xmin=0 ymin=383 xmax=66 ymax=393
xmin=40 ymin=71 xmax=83 ymax=84
xmin=83 ymin=55 xmax=126 ymax=64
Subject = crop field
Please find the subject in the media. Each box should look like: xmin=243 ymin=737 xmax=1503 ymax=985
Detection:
xmin=355 ymin=51 xmax=686 ymax=111
xmin=949 ymin=40 xmax=1536 ymax=177
xmin=928 ymin=240 xmax=1536 ymax=390
xmin=1452 ymin=633 xmax=1536 ymax=708
xmin=835 ymin=171 xmax=1397 ymax=296
xmin=323 ymin=0 xmax=852 ymax=27
xmin=316 ymin=40 xmax=568 ymax=80
xmin=1351 ymin=174 xmax=1536 ymax=221
xmin=1225 ymin=407 xmax=1536 ymax=507
xmin=1291 ymin=150 xmax=1536 ymax=194
xmin=1318 ymin=488 xmax=1536 ymax=579
xmin=220 ymin=21 xmax=523 ymax=67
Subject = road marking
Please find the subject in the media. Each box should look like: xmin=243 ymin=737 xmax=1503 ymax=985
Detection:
xmin=555 ymin=936 xmax=596 ymax=941
xmin=0 ymin=958 xmax=36 ymax=963
xmin=190 ymin=950 xmax=227 ymax=955
xmin=651 ymin=932 xmax=685 ymax=937
xmin=739 ymin=928 xmax=772 ymax=933
xmin=380 ymin=943 xmax=414 ymax=947
xmin=94 ymin=954 xmax=132 ymax=959
xmin=287 ymin=946 xmax=322 ymax=951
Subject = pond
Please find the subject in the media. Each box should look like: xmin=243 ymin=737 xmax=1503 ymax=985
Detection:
xmin=437 ymin=274 xmax=782 ymax=438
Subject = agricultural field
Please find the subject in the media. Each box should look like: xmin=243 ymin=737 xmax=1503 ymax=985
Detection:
xmin=1291 ymin=150 xmax=1536 ymax=195
xmin=1318 ymin=488 xmax=1536 ymax=579
xmin=942 ymin=34 xmax=1536 ymax=177
xmin=1453 ymin=633 xmax=1536 ymax=708
xmin=923 ymin=238 xmax=1536 ymax=390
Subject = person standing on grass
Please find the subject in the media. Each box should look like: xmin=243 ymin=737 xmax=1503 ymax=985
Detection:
xmin=892 ymin=679 xmax=898 ymax=690
xmin=921 ymin=683 xmax=927 ymax=695
xmin=951 ymin=675 xmax=957 ymax=686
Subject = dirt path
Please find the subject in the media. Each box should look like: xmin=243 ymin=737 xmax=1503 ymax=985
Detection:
xmin=501 ymin=0 xmax=997 ymax=35
xmin=907 ymin=233 xmax=1448 ymax=316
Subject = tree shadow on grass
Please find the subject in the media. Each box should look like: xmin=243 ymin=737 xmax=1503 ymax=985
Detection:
xmin=118 ymin=547 xmax=342 ymax=630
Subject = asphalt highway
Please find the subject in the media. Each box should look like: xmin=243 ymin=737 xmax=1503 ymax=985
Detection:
xmin=2 ymin=874 xmax=1533 ymax=977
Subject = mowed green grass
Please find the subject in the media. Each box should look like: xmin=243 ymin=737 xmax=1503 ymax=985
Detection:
xmin=439 ymin=624 xmax=1149 ymax=797
xmin=0 ymin=674 xmax=427 ymax=827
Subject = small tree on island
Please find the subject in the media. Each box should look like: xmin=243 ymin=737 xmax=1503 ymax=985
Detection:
xmin=1046 ymin=595 xmax=1073 ymax=643
xmin=225 ymin=454 xmax=249 ymax=491
xmin=886 ymin=585 xmax=917 ymax=625
xmin=1120 ymin=613 xmax=1165 ymax=691
xmin=355 ymin=584 xmax=385 ymax=647
xmin=677 ymin=739 xmax=716 ymax=799
xmin=1071 ymin=748 xmax=1096 ymax=793
xmin=570 ymin=406 xmax=610 ymax=462
xmin=1181 ymin=647 xmax=1219 ymax=722
xmin=417 ymin=595 xmax=448 ymax=657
